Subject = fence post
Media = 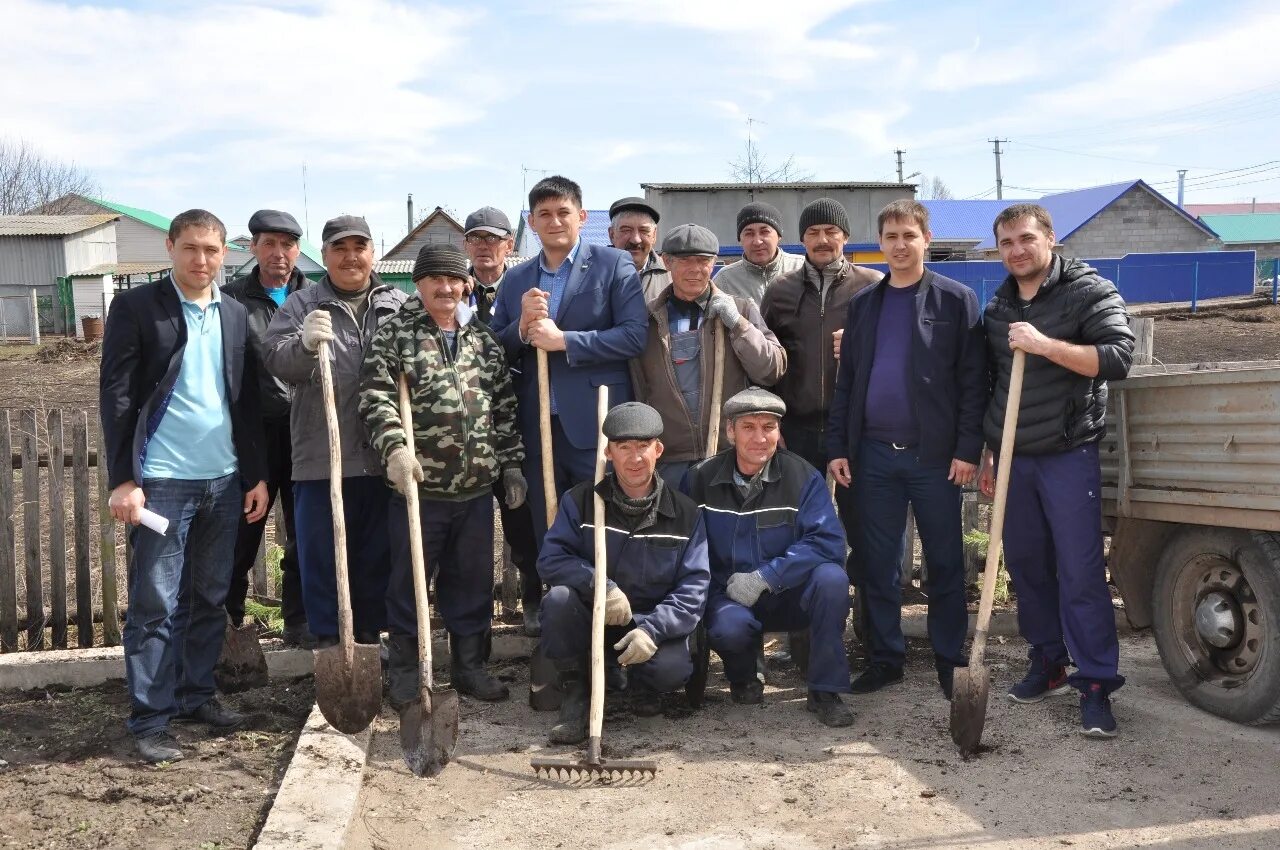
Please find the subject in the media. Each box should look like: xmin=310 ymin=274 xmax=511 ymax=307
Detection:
xmin=0 ymin=411 xmax=16 ymax=652
xmin=29 ymin=289 xmax=41 ymax=347
xmin=1191 ymin=261 xmax=1199 ymax=313
xmin=48 ymin=410 xmax=68 ymax=649
xmin=96 ymin=423 xmax=121 ymax=646
xmin=21 ymin=410 xmax=44 ymax=650
xmin=73 ymin=415 xmax=93 ymax=647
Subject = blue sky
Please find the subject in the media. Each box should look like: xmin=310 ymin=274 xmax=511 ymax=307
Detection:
xmin=4 ymin=0 xmax=1279 ymax=255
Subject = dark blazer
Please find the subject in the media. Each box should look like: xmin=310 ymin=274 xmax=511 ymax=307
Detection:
xmin=222 ymin=267 xmax=312 ymax=419
xmin=99 ymin=277 xmax=266 ymax=491
xmin=826 ymin=269 xmax=987 ymax=472
xmin=490 ymin=242 xmax=647 ymax=450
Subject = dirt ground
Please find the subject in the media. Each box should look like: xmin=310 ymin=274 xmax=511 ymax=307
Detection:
xmin=348 ymin=631 xmax=1280 ymax=850
xmin=0 ymin=673 xmax=314 ymax=850
xmin=1151 ymin=303 xmax=1280 ymax=364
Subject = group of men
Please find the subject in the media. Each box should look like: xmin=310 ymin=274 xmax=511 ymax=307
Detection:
xmin=100 ymin=173 xmax=1133 ymax=764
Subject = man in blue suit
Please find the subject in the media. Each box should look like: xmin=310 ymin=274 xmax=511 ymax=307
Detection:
xmin=490 ymin=175 xmax=648 ymax=540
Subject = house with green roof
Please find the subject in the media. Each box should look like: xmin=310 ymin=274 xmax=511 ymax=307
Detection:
xmin=1197 ymin=213 xmax=1280 ymax=264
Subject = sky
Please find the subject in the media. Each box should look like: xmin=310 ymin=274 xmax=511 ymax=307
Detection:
xmin=4 ymin=0 xmax=1280 ymax=256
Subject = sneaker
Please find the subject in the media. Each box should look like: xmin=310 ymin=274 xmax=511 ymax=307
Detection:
xmin=850 ymin=662 xmax=904 ymax=694
xmin=1079 ymin=683 xmax=1118 ymax=738
xmin=631 ymin=684 xmax=663 ymax=718
xmin=1007 ymin=653 xmax=1072 ymax=704
xmin=806 ymin=690 xmax=855 ymax=727
xmin=135 ymin=729 xmax=184 ymax=763
xmin=729 ymin=679 xmax=764 ymax=705
xmin=174 ymin=697 xmax=244 ymax=730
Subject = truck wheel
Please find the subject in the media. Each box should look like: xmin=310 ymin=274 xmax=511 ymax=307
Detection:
xmin=1151 ymin=528 xmax=1280 ymax=725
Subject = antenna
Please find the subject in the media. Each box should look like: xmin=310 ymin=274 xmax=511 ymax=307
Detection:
xmin=302 ymin=162 xmax=310 ymax=241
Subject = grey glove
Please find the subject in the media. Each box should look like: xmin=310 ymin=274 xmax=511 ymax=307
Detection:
xmin=613 ymin=628 xmax=657 ymax=666
xmin=604 ymin=586 xmax=632 ymax=626
xmin=726 ymin=570 xmax=770 ymax=608
xmin=386 ymin=445 xmax=424 ymax=496
xmin=707 ymin=292 xmax=742 ymax=330
xmin=301 ymin=309 xmax=335 ymax=353
xmin=502 ymin=467 xmax=527 ymax=510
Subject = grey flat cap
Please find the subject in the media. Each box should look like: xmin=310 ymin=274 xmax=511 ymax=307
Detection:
xmin=248 ymin=209 xmax=303 ymax=238
xmin=322 ymin=214 xmax=371 ymax=246
xmin=464 ymin=206 xmax=513 ymax=236
xmin=602 ymin=402 xmax=664 ymax=441
xmin=609 ymin=196 xmax=660 ymax=224
xmin=661 ymin=223 xmax=719 ymax=257
xmin=722 ymin=387 xmax=786 ymax=420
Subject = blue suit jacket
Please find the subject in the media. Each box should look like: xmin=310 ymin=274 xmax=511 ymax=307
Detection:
xmin=491 ymin=242 xmax=647 ymax=449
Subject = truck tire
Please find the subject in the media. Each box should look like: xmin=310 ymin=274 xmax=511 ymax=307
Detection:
xmin=1151 ymin=527 xmax=1280 ymax=725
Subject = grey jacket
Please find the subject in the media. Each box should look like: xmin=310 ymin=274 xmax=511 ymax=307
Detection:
xmin=712 ymin=250 xmax=805 ymax=304
xmin=263 ymin=274 xmax=408 ymax=480
xmin=639 ymin=253 xmax=671 ymax=305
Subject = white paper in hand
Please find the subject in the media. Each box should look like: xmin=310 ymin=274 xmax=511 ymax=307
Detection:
xmin=138 ymin=507 xmax=170 ymax=536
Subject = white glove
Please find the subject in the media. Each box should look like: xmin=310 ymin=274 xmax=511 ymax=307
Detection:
xmin=301 ymin=309 xmax=335 ymax=353
xmin=707 ymin=292 xmax=742 ymax=330
xmin=726 ymin=570 xmax=770 ymax=608
xmin=386 ymin=445 xmax=424 ymax=496
xmin=604 ymin=586 xmax=632 ymax=626
xmin=613 ymin=628 xmax=658 ymax=666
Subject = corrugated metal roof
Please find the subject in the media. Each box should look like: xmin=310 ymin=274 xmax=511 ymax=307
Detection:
xmin=516 ymin=210 xmax=612 ymax=256
xmin=642 ymin=181 xmax=910 ymax=191
xmin=1197 ymin=213 xmax=1280 ymax=244
xmin=0 ymin=214 xmax=119 ymax=236
xmin=1186 ymin=202 xmax=1280 ymax=216
xmin=922 ymin=199 xmax=1030 ymax=241
xmin=374 ymin=255 xmax=527 ymax=277
xmin=71 ymin=261 xmax=173 ymax=277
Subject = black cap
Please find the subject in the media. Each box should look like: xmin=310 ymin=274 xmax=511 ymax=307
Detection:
xmin=722 ymin=387 xmax=786 ymax=420
xmin=660 ymin=223 xmax=719 ymax=257
xmin=602 ymin=402 xmax=664 ymax=441
xmin=464 ymin=206 xmax=513 ymax=237
xmin=736 ymin=202 xmax=784 ymax=238
xmin=322 ymin=214 xmax=372 ymax=246
xmin=798 ymin=198 xmax=850 ymax=237
xmin=248 ymin=209 xmax=303 ymax=239
xmin=608 ymin=197 xmax=660 ymax=224
xmin=412 ymin=244 xmax=470 ymax=283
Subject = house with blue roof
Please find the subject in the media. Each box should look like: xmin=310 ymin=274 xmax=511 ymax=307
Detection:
xmin=515 ymin=210 xmax=614 ymax=258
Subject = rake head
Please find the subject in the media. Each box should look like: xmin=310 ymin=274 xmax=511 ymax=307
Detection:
xmin=530 ymin=755 xmax=658 ymax=781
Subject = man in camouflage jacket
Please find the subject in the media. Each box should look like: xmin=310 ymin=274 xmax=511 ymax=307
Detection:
xmin=360 ymin=244 xmax=526 ymax=704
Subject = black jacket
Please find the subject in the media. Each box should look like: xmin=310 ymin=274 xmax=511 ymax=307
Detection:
xmin=99 ymin=277 xmax=266 ymax=490
xmin=983 ymin=256 xmax=1134 ymax=455
xmin=826 ymin=269 xmax=987 ymax=470
xmin=222 ymin=267 xmax=312 ymax=419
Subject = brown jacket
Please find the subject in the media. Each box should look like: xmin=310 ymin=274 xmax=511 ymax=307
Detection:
xmin=629 ymin=282 xmax=786 ymax=462
xmin=760 ymin=257 xmax=879 ymax=425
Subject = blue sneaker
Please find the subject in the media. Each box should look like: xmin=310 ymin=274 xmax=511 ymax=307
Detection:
xmin=1079 ymin=683 xmax=1118 ymax=738
xmin=1007 ymin=652 xmax=1072 ymax=703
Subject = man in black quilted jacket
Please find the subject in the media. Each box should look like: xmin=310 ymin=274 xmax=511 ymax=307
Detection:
xmin=979 ymin=203 xmax=1134 ymax=739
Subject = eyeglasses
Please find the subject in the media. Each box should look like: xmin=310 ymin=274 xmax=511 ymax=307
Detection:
xmin=465 ymin=233 xmax=508 ymax=245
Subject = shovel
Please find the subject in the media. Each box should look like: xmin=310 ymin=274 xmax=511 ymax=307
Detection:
xmin=312 ymin=338 xmax=383 ymax=735
xmin=394 ymin=374 xmax=461 ymax=776
xmin=215 ymin=616 xmax=268 ymax=693
xmin=528 ymin=347 xmax=561 ymax=712
xmin=950 ymin=349 xmax=1026 ymax=757
xmin=705 ymin=322 xmax=725 ymax=456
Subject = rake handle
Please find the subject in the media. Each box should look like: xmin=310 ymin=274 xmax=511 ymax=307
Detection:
xmin=398 ymin=374 xmax=435 ymax=694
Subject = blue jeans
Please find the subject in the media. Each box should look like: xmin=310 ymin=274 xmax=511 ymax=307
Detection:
xmin=124 ymin=473 xmax=242 ymax=737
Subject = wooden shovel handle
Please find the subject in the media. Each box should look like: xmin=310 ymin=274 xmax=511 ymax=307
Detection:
xmin=536 ymin=347 xmax=557 ymax=528
xmin=587 ymin=384 xmax=609 ymax=762
xmin=398 ymin=374 xmax=435 ymax=691
xmin=705 ymin=322 xmax=725 ymax=457
xmin=317 ymin=339 xmax=355 ymax=656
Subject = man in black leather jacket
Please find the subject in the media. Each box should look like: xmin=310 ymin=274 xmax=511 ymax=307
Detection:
xmin=979 ymin=204 xmax=1134 ymax=739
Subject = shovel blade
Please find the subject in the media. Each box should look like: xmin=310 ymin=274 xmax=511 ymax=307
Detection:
xmin=314 ymin=643 xmax=383 ymax=734
xmin=400 ymin=687 xmax=461 ymax=777
xmin=949 ymin=662 xmax=991 ymax=756
xmin=215 ymin=622 xmax=269 ymax=693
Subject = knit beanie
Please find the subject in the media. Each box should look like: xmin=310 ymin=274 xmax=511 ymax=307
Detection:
xmin=412 ymin=243 xmax=470 ymax=282
xmin=798 ymin=198 xmax=850 ymax=237
xmin=736 ymin=202 xmax=784 ymax=238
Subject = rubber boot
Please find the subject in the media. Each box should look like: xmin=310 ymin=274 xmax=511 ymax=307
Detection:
xmin=385 ymin=633 xmax=419 ymax=712
xmin=549 ymin=662 xmax=588 ymax=745
xmin=449 ymin=631 xmax=509 ymax=702
xmin=522 ymin=571 xmax=543 ymax=638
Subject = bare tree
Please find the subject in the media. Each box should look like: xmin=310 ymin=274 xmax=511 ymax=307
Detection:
xmin=917 ymin=175 xmax=954 ymax=200
xmin=729 ymin=137 xmax=813 ymax=185
xmin=0 ymin=137 xmax=99 ymax=215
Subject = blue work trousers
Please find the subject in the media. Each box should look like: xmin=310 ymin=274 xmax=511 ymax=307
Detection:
xmin=524 ymin=416 xmax=598 ymax=543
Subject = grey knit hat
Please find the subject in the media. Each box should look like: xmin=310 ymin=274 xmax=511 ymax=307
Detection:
xmin=412 ymin=243 xmax=470 ymax=282
xmin=602 ymin=402 xmax=664 ymax=441
xmin=722 ymin=387 xmax=786 ymax=420
xmin=798 ymin=198 xmax=850 ymax=237
xmin=736 ymin=202 xmax=784 ymax=238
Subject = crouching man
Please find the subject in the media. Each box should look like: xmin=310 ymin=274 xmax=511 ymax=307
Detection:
xmin=538 ymin=402 xmax=709 ymax=744
xmin=683 ymin=388 xmax=854 ymax=727
xmin=359 ymin=244 xmax=527 ymax=704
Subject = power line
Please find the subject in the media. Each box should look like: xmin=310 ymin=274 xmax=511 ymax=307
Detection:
xmin=1009 ymin=140 xmax=1222 ymax=171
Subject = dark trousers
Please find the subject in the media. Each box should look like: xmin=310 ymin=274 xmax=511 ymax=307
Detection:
xmin=704 ymin=563 xmax=852 ymax=693
xmin=853 ymin=440 xmax=968 ymax=669
xmin=523 ymin=415 xmax=598 ymax=542
xmin=293 ymin=477 xmax=391 ymax=639
xmin=387 ymin=491 xmax=495 ymax=637
xmin=225 ymin=416 xmax=304 ymax=628
xmin=539 ymin=585 xmax=693 ymax=693
xmin=1002 ymin=442 xmax=1124 ymax=693
xmin=656 ymin=460 xmax=692 ymax=491
xmin=492 ymin=479 xmax=542 ymax=605
xmin=780 ymin=420 xmax=859 ymax=578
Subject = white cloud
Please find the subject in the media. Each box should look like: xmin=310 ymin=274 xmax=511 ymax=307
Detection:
xmin=924 ymin=37 xmax=1044 ymax=92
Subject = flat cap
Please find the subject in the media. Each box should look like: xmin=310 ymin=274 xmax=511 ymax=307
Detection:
xmin=248 ymin=209 xmax=303 ymax=239
xmin=609 ymin=197 xmax=660 ymax=224
xmin=464 ymin=206 xmax=513 ymax=236
xmin=322 ymin=214 xmax=372 ymax=246
xmin=661 ymin=223 xmax=719 ymax=257
xmin=412 ymin=243 xmax=470 ymax=282
xmin=602 ymin=402 xmax=664 ymax=441
xmin=722 ymin=387 xmax=786 ymax=420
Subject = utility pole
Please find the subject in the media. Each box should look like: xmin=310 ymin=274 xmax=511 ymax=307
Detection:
xmin=1176 ymin=170 xmax=1188 ymax=208
xmin=895 ymin=149 xmax=906 ymax=184
xmin=989 ymin=139 xmax=1007 ymax=200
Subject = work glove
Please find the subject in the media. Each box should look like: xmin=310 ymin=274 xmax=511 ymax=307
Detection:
xmin=613 ymin=628 xmax=657 ymax=666
xmin=502 ymin=468 xmax=527 ymax=510
xmin=706 ymin=292 xmax=742 ymax=330
xmin=726 ymin=570 xmax=770 ymax=608
xmin=604 ymin=586 xmax=632 ymax=626
xmin=301 ymin=309 xmax=335 ymax=353
xmin=386 ymin=445 xmax=424 ymax=496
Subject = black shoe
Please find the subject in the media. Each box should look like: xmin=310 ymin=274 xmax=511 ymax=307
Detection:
xmin=135 ymin=729 xmax=184 ymax=763
xmin=850 ymin=662 xmax=904 ymax=694
xmin=314 ymin=635 xmax=338 ymax=650
xmin=450 ymin=631 xmax=510 ymax=702
xmin=282 ymin=623 xmax=318 ymax=649
xmin=631 ymin=684 xmax=662 ymax=718
xmin=549 ymin=668 xmax=588 ymax=744
xmin=355 ymin=630 xmax=381 ymax=645
xmin=174 ymin=696 xmax=244 ymax=730
xmin=807 ymin=690 xmax=855 ymax=727
xmin=385 ymin=633 xmax=419 ymax=711
xmin=938 ymin=664 xmax=960 ymax=701
xmin=522 ymin=601 xmax=542 ymax=638
xmin=730 ymin=679 xmax=764 ymax=705
xmin=606 ymin=664 xmax=628 ymax=694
